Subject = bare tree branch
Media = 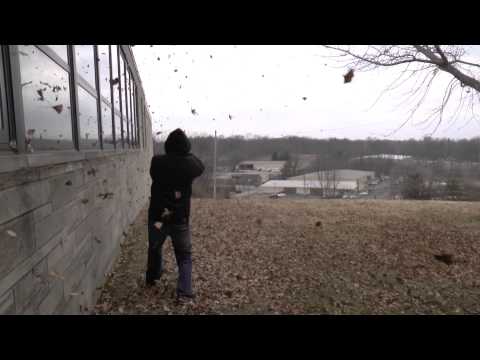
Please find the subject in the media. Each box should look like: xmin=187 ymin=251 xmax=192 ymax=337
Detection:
xmin=323 ymin=45 xmax=480 ymax=136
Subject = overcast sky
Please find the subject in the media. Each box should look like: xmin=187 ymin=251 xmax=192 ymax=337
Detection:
xmin=132 ymin=45 xmax=480 ymax=141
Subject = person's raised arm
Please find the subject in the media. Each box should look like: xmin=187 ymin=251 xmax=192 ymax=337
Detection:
xmin=184 ymin=153 xmax=205 ymax=180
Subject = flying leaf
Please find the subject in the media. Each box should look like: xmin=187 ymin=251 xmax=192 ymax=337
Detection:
xmin=52 ymin=104 xmax=63 ymax=114
xmin=343 ymin=69 xmax=354 ymax=83
xmin=6 ymin=230 xmax=17 ymax=238
xmin=37 ymin=89 xmax=45 ymax=101
xmin=434 ymin=253 xmax=454 ymax=265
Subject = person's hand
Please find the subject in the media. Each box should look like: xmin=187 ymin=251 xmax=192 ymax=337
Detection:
xmin=154 ymin=222 xmax=162 ymax=230
xmin=160 ymin=208 xmax=173 ymax=222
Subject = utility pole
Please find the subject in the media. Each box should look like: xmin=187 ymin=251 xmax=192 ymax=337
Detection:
xmin=213 ymin=130 xmax=217 ymax=199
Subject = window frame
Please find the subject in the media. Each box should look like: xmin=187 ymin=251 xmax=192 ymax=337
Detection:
xmin=128 ymin=70 xmax=134 ymax=147
xmin=14 ymin=45 xmax=78 ymax=152
xmin=0 ymin=47 xmax=9 ymax=144
xmin=98 ymin=45 xmax=115 ymax=150
xmin=110 ymin=45 xmax=123 ymax=149
xmin=118 ymin=48 xmax=127 ymax=149
xmin=132 ymin=84 xmax=138 ymax=148
xmin=1 ymin=45 xmax=144 ymax=170
xmin=73 ymin=45 xmax=101 ymax=151
xmin=121 ymin=55 xmax=130 ymax=148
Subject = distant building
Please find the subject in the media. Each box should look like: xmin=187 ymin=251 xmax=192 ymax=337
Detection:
xmin=260 ymin=179 xmax=360 ymax=196
xmin=232 ymin=171 xmax=270 ymax=186
xmin=236 ymin=160 xmax=286 ymax=176
xmin=351 ymin=154 xmax=412 ymax=161
xmin=227 ymin=160 xmax=286 ymax=192
xmin=288 ymin=169 xmax=375 ymax=182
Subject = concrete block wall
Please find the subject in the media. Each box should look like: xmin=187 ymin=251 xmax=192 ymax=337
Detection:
xmin=0 ymin=149 xmax=152 ymax=314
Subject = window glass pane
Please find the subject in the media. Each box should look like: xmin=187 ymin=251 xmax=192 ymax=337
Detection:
xmin=128 ymin=73 xmax=134 ymax=146
xmin=135 ymin=89 xmax=138 ymax=146
xmin=101 ymin=101 xmax=114 ymax=149
xmin=0 ymin=76 xmax=5 ymax=136
xmin=77 ymin=86 xmax=99 ymax=149
xmin=98 ymin=45 xmax=111 ymax=103
xmin=132 ymin=86 xmax=137 ymax=147
xmin=120 ymin=56 xmax=129 ymax=147
xmin=131 ymin=84 xmax=136 ymax=146
xmin=143 ymin=105 xmax=147 ymax=148
xmin=75 ymin=45 xmax=96 ymax=89
xmin=137 ymin=97 xmax=142 ymax=148
xmin=114 ymin=113 xmax=122 ymax=149
xmin=19 ymin=45 xmax=73 ymax=151
xmin=0 ymin=50 xmax=5 ymax=138
xmin=46 ymin=45 xmax=68 ymax=62
xmin=127 ymin=71 xmax=130 ymax=120
xmin=111 ymin=45 xmax=121 ymax=112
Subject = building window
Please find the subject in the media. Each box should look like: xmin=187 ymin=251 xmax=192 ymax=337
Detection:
xmin=77 ymin=86 xmax=99 ymax=149
xmin=18 ymin=45 xmax=74 ymax=151
xmin=131 ymin=84 xmax=137 ymax=147
xmin=97 ymin=45 xmax=114 ymax=150
xmin=143 ymin=105 xmax=147 ymax=149
xmin=114 ymin=113 xmax=122 ymax=148
xmin=46 ymin=45 xmax=68 ymax=63
xmin=120 ymin=55 xmax=130 ymax=147
xmin=101 ymin=101 xmax=114 ymax=149
xmin=110 ymin=45 xmax=123 ymax=148
xmin=74 ymin=45 xmax=100 ymax=150
xmin=0 ymin=47 xmax=9 ymax=144
xmin=128 ymin=71 xmax=134 ymax=147
xmin=97 ymin=45 xmax=111 ymax=103
xmin=133 ymin=81 xmax=137 ymax=148
xmin=74 ymin=45 xmax=96 ymax=89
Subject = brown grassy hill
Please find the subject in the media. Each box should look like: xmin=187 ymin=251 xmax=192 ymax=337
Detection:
xmin=95 ymin=199 xmax=480 ymax=314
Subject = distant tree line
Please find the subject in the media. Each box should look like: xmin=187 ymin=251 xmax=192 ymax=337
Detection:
xmin=154 ymin=135 xmax=480 ymax=163
xmin=152 ymin=135 xmax=480 ymax=200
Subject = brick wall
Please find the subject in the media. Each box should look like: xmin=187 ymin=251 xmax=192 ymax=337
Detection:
xmin=0 ymin=147 xmax=152 ymax=314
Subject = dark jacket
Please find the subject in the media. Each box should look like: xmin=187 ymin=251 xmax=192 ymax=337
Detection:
xmin=148 ymin=129 xmax=205 ymax=224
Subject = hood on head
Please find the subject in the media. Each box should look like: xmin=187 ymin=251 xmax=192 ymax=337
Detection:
xmin=164 ymin=128 xmax=191 ymax=155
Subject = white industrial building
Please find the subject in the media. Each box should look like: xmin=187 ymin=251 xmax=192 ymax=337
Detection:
xmin=236 ymin=160 xmax=286 ymax=175
xmin=260 ymin=179 xmax=360 ymax=196
xmin=288 ymin=169 xmax=375 ymax=181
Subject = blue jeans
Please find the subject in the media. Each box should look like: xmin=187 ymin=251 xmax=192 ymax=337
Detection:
xmin=146 ymin=220 xmax=193 ymax=297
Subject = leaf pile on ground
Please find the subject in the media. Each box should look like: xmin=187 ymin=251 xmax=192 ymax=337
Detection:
xmin=94 ymin=199 xmax=480 ymax=315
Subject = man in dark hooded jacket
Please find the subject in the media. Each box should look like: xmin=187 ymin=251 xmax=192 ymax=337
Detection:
xmin=146 ymin=128 xmax=205 ymax=302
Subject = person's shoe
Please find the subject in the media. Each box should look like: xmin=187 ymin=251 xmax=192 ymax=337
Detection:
xmin=145 ymin=276 xmax=160 ymax=287
xmin=176 ymin=295 xmax=195 ymax=306
xmin=145 ymin=280 xmax=156 ymax=287
xmin=145 ymin=271 xmax=163 ymax=287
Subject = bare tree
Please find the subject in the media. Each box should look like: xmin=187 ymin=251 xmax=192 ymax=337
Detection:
xmin=315 ymin=154 xmax=340 ymax=197
xmin=323 ymin=45 xmax=480 ymax=136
